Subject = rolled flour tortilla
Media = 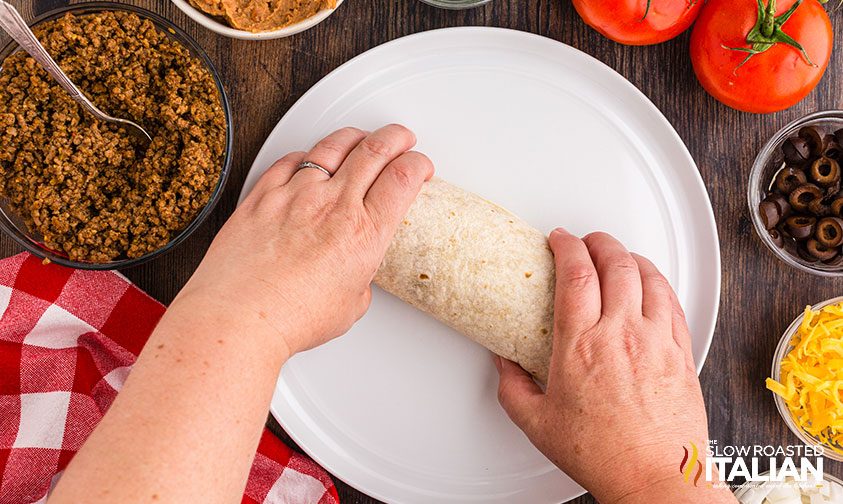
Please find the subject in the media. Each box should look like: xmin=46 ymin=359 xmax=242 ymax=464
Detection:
xmin=374 ymin=177 xmax=555 ymax=382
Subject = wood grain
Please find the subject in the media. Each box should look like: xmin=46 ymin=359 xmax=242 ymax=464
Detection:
xmin=4 ymin=0 xmax=843 ymax=502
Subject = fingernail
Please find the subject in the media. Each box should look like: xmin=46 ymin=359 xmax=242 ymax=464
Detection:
xmin=550 ymin=227 xmax=567 ymax=237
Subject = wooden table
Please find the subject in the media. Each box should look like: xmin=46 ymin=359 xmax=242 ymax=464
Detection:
xmin=5 ymin=0 xmax=843 ymax=502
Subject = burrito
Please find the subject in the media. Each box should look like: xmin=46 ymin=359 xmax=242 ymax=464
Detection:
xmin=374 ymin=177 xmax=555 ymax=382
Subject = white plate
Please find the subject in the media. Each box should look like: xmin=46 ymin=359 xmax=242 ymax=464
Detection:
xmin=238 ymin=27 xmax=721 ymax=504
xmin=171 ymin=0 xmax=344 ymax=40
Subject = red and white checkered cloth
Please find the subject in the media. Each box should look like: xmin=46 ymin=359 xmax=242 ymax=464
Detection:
xmin=0 ymin=253 xmax=339 ymax=504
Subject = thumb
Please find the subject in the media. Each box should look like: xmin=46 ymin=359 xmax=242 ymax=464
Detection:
xmin=494 ymin=355 xmax=544 ymax=434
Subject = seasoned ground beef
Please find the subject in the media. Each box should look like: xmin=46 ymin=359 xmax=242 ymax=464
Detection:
xmin=0 ymin=11 xmax=226 ymax=263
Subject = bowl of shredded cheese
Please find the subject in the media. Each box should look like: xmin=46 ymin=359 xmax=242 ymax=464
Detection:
xmin=767 ymin=297 xmax=843 ymax=461
xmin=734 ymin=472 xmax=843 ymax=503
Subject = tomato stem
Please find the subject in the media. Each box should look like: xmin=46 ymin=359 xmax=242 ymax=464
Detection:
xmin=722 ymin=0 xmax=817 ymax=72
xmin=762 ymin=0 xmax=777 ymax=37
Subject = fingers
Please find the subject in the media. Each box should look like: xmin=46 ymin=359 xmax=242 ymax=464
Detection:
xmin=363 ymin=151 xmax=434 ymax=237
xmin=669 ymin=288 xmax=696 ymax=369
xmin=631 ymin=253 xmax=672 ymax=326
xmin=291 ymin=127 xmax=368 ymax=184
xmin=582 ymin=232 xmax=642 ymax=319
xmin=248 ymin=151 xmax=307 ymax=198
xmin=548 ymin=228 xmax=601 ymax=337
xmin=494 ymin=355 xmax=543 ymax=434
xmin=633 ymin=254 xmax=695 ymax=371
xmin=332 ymin=124 xmax=417 ymax=198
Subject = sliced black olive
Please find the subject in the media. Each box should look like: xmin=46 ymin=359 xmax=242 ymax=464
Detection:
xmin=809 ymin=199 xmax=833 ymax=216
xmin=766 ymin=193 xmax=791 ymax=216
xmin=788 ymin=184 xmax=823 ymax=212
xmin=783 ymin=137 xmax=812 ymax=164
xmin=759 ymin=201 xmax=780 ymax=228
xmin=799 ymin=126 xmax=826 ymax=156
xmin=775 ymin=167 xmax=808 ymax=194
xmin=824 ymin=254 xmax=843 ymax=267
xmin=831 ymin=197 xmax=843 ymax=217
xmin=807 ymin=238 xmax=839 ymax=261
xmin=823 ymin=135 xmax=842 ymax=159
xmin=798 ymin=243 xmax=820 ymax=262
xmin=811 ymin=157 xmax=841 ymax=186
xmin=769 ymin=228 xmax=785 ymax=248
xmin=835 ymin=128 xmax=843 ymax=147
xmin=816 ymin=217 xmax=843 ymax=247
xmin=785 ymin=215 xmax=817 ymax=240
xmin=759 ymin=194 xmax=790 ymax=228
xmin=825 ymin=181 xmax=842 ymax=199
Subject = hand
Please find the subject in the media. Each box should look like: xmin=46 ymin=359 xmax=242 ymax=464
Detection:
xmin=495 ymin=229 xmax=734 ymax=503
xmin=173 ymin=124 xmax=434 ymax=357
xmin=53 ymin=127 xmax=433 ymax=503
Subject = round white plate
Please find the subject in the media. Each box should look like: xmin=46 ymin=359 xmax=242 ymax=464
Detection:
xmin=238 ymin=27 xmax=721 ymax=504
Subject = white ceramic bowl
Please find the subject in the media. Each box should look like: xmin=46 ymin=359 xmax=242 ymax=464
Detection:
xmin=171 ymin=0 xmax=344 ymax=40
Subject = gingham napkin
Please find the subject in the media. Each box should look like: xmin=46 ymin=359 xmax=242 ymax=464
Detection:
xmin=0 ymin=253 xmax=339 ymax=504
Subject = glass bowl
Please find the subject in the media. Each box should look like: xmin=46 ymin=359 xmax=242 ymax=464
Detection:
xmin=417 ymin=0 xmax=494 ymax=9
xmin=733 ymin=469 xmax=843 ymax=501
xmin=748 ymin=110 xmax=843 ymax=277
xmin=771 ymin=295 xmax=843 ymax=462
xmin=0 ymin=2 xmax=233 ymax=270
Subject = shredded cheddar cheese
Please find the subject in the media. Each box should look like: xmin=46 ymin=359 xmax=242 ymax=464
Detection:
xmin=767 ymin=303 xmax=843 ymax=454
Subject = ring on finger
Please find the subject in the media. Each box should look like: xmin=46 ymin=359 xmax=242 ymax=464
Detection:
xmin=297 ymin=161 xmax=333 ymax=178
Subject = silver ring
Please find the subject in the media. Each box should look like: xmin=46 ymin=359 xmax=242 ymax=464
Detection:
xmin=297 ymin=161 xmax=332 ymax=178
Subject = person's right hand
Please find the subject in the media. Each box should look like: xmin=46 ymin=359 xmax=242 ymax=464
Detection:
xmin=495 ymin=229 xmax=735 ymax=503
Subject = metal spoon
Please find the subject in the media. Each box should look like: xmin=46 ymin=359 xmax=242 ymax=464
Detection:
xmin=0 ymin=1 xmax=152 ymax=144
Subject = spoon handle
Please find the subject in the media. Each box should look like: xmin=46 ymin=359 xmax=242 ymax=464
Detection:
xmin=0 ymin=1 xmax=107 ymax=120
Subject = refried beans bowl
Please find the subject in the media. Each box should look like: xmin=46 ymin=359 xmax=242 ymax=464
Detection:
xmin=0 ymin=3 xmax=233 ymax=270
xmin=171 ymin=0 xmax=345 ymax=40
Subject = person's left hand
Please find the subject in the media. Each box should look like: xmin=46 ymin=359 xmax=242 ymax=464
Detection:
xmin=169 ymin=124 xmax=434 ymax=358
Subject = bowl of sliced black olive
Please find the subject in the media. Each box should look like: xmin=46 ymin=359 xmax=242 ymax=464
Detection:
xmin=749 ymin=111 xmax=843 ymax=275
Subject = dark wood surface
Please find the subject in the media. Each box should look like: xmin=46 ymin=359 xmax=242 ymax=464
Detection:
xmin=5 ymin=0 xmax=843 ymax=502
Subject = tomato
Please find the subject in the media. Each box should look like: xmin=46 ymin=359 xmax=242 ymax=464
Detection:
xmin=572 ymin=0 xmax=703 ymax=45
xmin=690 ymin=0 xmax=832 ymax=114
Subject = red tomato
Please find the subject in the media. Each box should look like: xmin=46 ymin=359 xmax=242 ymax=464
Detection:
xmin=572 ymin=0 xmax=703 ymax=45
xmin=690 ymin=0 xmax=832 ymax=113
